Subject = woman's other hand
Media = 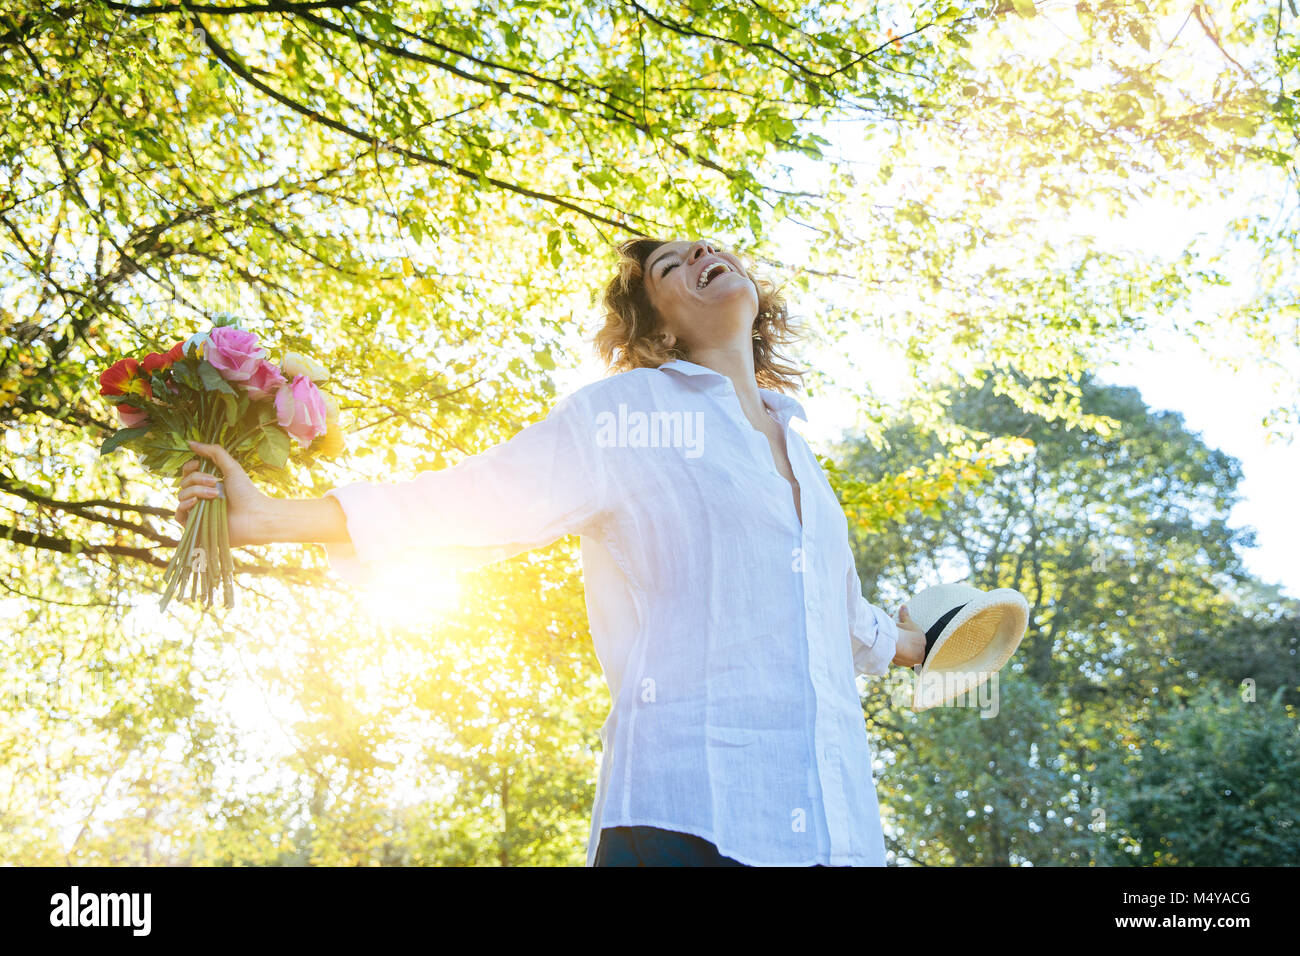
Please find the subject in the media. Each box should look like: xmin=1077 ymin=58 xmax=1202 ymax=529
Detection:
xmin=891 ymin=605 xmax=928 ymax=668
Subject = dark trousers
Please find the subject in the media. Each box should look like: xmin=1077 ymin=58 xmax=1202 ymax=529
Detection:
xmin=594 ymin=825 xmax=840 ymax=866
xmin=594 ymin=825 xmax=747 ymax=866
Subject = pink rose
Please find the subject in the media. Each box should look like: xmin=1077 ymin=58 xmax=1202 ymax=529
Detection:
xmin=205 ymin=327 xmax=266 ymax=384
xmin=245 ymin=359 xmax=287 ymax=401
xmin=117 ymin=404 xmax=150 ymax=428
xmin=274 ymin=374 xmax=328 ymax=449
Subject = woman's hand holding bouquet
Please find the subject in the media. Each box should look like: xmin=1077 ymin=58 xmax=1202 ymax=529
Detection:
xmin=98 ymin=315 xmax=344 ymax=612
xmin=174 ymin=444 xmax=269 ymax=549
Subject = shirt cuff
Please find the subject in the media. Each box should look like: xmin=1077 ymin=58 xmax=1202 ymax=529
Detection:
xmin=320 ymin=536 xmax=372 ymax=587
xmin=320 ymin=483 xmax=420 ymax=587
xmin=852 ymin=602 xmax=899 ymax=676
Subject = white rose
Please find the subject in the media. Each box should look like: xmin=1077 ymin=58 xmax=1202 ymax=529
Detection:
xmin=281 ymin=350 xmax=330 ymax=383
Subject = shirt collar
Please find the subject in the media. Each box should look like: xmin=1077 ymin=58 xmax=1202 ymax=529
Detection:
xmin=657 ymin=358 xmax=808 ymax=425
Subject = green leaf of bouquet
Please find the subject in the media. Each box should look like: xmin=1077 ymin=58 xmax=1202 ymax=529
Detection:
xmin=100 ymin=425 xmax=151 ymax=456
xmin=171 ymin=361 xmax=202 ymax=391
xmin=221 ymin=391 xmax=241 ymax=428
xmin=138 ymin=448 xmax=167 ymax=471
xmin=162 ymin=450 xmax=194 ymax=474
xmin=257 ymin=426 xmax=291 ymax=470
xmin=151 ymin=405 xmax=188 ymax=441
xmin=198 ymin=361 xmax=236 ymax=395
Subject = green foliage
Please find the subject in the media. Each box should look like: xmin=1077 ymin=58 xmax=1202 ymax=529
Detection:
xmin=848 ymin=371 xmax=1299 ymax=865
xmin=1101 ymin=686 xmax=1300 ymax=866
xmin=872 ymin=675 xmax=1107 ymax=865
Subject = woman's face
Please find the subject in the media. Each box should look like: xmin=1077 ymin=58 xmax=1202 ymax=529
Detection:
xmin=643 ymin=238 xmax=759 ymax=352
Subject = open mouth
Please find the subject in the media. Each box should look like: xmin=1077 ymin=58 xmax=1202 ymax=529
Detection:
xmin=696 ymin=262 xmax=731 ymax=290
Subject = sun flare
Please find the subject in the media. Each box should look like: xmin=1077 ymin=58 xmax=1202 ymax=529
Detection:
xmin=360 ymin=560 xmax=462 ymax=629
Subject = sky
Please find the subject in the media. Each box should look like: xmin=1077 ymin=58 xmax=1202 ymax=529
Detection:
xmin=1096 ymin=332 xmax=1299 ymax=600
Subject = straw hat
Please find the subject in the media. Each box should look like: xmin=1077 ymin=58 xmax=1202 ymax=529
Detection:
xmin=902 ymin=583 xmax=1029 ymax=711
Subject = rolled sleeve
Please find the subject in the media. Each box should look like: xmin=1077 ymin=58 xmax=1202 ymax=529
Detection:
xmin=846 ymin=555 xmax=898 ymax=676
xmin=321 ymin=389 xmax=608 ymax=585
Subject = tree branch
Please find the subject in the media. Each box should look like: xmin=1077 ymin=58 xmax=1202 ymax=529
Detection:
xmin=101 ymin=0 xmax=365 ymax=15
xmin=192 ymin=15 xmax=645 ymax=233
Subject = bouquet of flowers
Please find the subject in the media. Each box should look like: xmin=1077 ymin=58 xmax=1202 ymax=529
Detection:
xmin=98 ymin=314 xmax=343 ymax=612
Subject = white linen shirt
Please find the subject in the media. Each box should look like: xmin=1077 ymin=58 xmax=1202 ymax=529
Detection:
xmin=321 ymin=357 xmax=900 ymax=866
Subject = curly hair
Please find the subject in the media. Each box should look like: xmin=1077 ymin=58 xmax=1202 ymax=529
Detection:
xmin=592 ymin=238 xmax=807 ymax=393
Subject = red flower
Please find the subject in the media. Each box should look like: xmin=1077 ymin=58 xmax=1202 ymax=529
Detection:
xmin=141 ymin=341 xmax=185 ymax=375
xmin=99 ymin=357 xmax=154 ymax=399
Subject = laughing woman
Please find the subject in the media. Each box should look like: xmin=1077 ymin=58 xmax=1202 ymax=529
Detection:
xmin=176 ymin=237 xmax=927 ymax=867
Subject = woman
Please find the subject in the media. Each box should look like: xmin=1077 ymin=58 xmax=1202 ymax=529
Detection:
xmin=176 ymin=237 xmax=928 ymax=867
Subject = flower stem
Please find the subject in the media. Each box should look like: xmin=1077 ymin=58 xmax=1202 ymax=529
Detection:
xmin=159 ymin=490 xmax=205 ymax=612
xmin=217 ymin=495 xmax=234 ymax=608
xmin=200 ymin=492 xmax=210 ymax=605
xmin=189 ymin=495 xmax=209 ymax=604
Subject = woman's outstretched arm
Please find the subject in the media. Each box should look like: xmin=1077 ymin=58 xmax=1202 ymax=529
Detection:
xmin=179 ymin=388 xmax=610 ymax=585
xmin=321 ymin=389 xmax=609 ymax=585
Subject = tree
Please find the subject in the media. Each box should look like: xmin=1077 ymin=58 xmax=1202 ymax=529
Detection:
xmin=845 ymin=370 xmax=1299 ymax=865
xmin=1102 ymin=685 xmax=1300 ymax=866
